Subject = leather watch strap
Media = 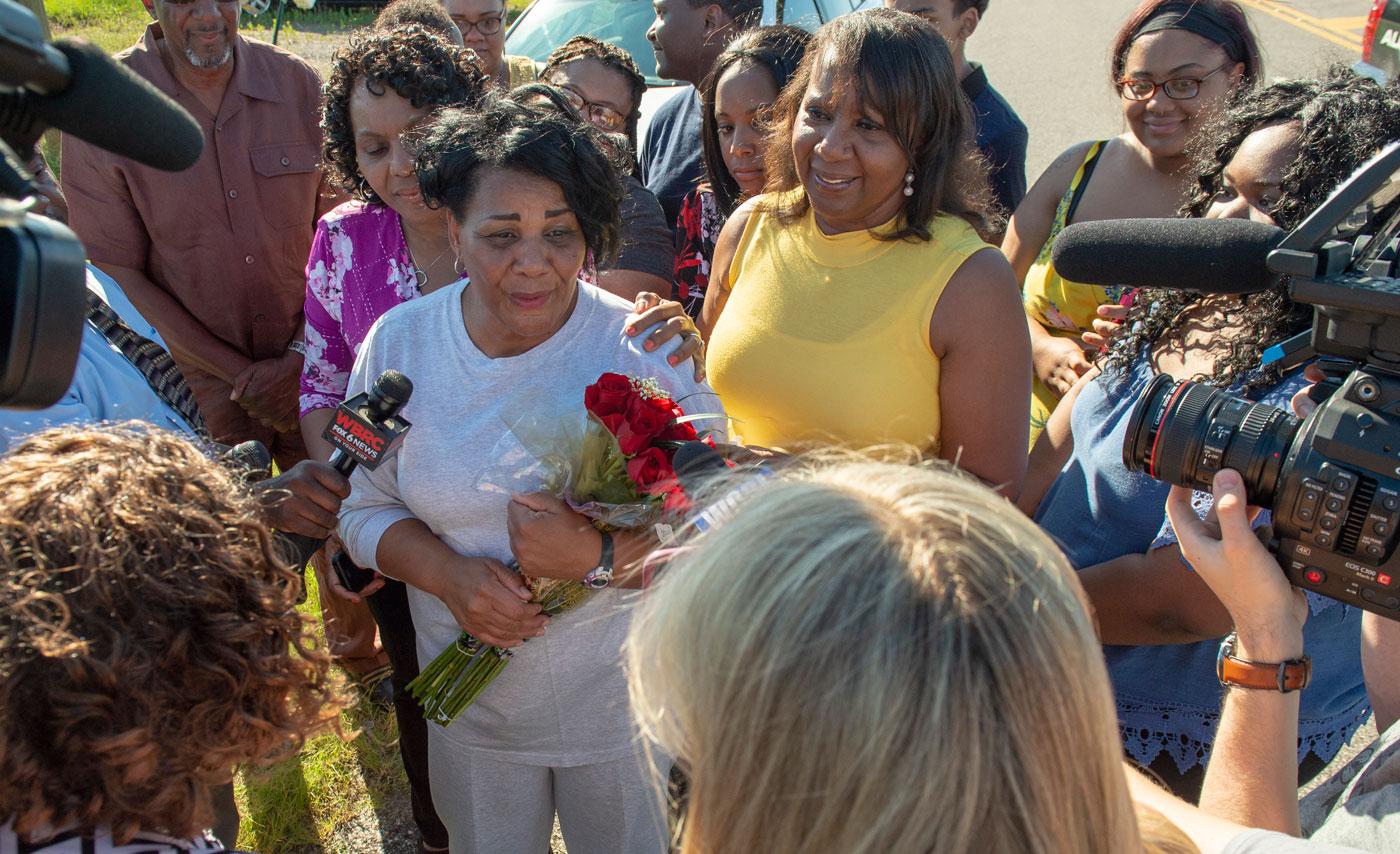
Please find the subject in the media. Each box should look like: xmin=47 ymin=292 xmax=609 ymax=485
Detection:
xmin=1216 ymin=632 xmax=1311 ymax=693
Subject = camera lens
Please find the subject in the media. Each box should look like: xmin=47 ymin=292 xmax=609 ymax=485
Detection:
xmin=1124 ymin=375 xmax=1301 ymax=505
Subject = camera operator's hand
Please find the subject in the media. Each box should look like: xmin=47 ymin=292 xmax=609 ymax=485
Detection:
xmin=230 ymin=351 xmax=302 ymax=432
xmin=1033 ymin=334 xmax=1094 ymax=397
xmin=1081 ymin=303 xmax=1129 ymax=351
xmin=1167 ymin=470 xmax=1307 ymax=654
xmin=257 ymin=460 xmax=350 ymax=540
xmin=1288 ymin=362 xmax=1328 ymax=420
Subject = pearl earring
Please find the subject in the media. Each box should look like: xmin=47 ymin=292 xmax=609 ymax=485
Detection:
xmin=903 ymin=170 xmax=915 ymax=197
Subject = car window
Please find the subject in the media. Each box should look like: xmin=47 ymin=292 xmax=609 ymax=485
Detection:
xmin=508 ymin=0 xmax=664 ymax=84
xmin=771 ymin=0 xmax=822 ymax=29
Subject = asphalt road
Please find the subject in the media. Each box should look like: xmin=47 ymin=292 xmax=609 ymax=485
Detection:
xmin=970 ymin=0 xmax=1367 ymax=182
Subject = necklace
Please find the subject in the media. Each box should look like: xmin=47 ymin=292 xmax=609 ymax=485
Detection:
xmin=407 ymin=243 xmax=451 ymax=290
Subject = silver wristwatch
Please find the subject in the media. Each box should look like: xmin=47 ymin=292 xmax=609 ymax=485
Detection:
xmin=581 ymin=530 xmax=615 ymax=589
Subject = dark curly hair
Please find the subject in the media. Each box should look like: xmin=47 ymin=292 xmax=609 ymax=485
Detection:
xmin=322 ymin=25 xmax=488 ymax=205
xmin=540 ymin=36 xmax=648 ymax=153
xmin=415 ymin=94 xmax=625 ymax=262
xmin=374 ymin=0 xmax=462 ymax=43
xmin=763 ymin=9 xmax=995 ymax=241
xmin=1103 ymin=67 xmax=1400 ymax=392
xmin=0 ymin=426 xmax=343 ymax=845
xmin=700 ymin=25 xmax=811 ymax=217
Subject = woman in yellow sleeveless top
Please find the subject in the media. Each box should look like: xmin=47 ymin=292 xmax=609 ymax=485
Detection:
xmin=701 ymin=10 xmax=1030 ymax=496
xmin=1002 ymin=0 xmax=1261 ymax=443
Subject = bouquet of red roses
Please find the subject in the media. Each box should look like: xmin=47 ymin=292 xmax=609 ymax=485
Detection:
xmin=408 ymin=373 xmax=713 ymax=726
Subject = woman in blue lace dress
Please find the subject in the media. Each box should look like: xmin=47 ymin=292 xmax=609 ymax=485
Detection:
xmin=1020 ymin=68 xmax=1400 ymax=801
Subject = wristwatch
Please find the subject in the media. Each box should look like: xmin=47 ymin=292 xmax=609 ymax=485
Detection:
xmin=1216 ymin=632 xmax=1311 ymax=693
xmin=581 ymin=530 xmax=615 ymax=589
xmin=286 ymin=339 xmax=307 ymax=356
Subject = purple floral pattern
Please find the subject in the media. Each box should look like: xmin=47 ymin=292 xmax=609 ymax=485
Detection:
xmin=300 ymin=201 xmax=422 ymax=417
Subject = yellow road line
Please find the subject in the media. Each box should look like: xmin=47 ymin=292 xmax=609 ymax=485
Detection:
xmin=1323 ymin=16 xmax=1373 ymax=30
xmin=1236 ymin=0 xmax=1363 ymax=51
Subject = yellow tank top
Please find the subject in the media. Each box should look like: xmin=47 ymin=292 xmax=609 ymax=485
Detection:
xmin=707 ymin=193 xmax=990 ymax=452
xmin=1021 ymin=140 xmax=1125 ymax=335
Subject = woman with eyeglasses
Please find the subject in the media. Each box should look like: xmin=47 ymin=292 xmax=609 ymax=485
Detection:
xmin=540 ymin=37 xmax=675 ymax=301
xmin=1019 ymin=66 xmax=1400 ymax=803
xmin=1003 ymin=0 xmax=1259 ymax=442
xmin=446 ymin=0 xmax=538 ymax=89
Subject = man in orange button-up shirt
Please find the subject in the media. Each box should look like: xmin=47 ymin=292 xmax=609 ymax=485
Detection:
xmin=61 ymin=0 xmax=341 ymax=468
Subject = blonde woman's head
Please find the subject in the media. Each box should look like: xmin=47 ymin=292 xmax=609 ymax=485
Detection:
xmin=627 ymin=458 xmax=1151 ymax=854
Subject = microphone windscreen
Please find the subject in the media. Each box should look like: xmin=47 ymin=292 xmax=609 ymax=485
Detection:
xmin=32 ymin=39 xmax=203 ymax=172
xmin=673 ymin=440 xmax=728 ymax=496
xmin=371 ymin=369 xmax=413 ymax=411
xmin=224 ymin=439 xmax=272 ymax=480
xmin=1052 ymin=218 xmax=1286 ymax=295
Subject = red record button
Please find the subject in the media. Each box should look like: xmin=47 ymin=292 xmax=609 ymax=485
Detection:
xmin=1380 ymin=573 xmax=1393 ymax=587
xmin=1305 ymin=568 xmax=1327 ymax=585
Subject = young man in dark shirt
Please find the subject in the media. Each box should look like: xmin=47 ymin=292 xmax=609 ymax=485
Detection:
xmin=885 ymin=0 xmax=1028 ymax=223
xmin=642 ymin=0 xmax=761 ymax=232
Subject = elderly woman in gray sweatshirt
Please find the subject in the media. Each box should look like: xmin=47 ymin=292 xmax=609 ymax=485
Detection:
xmin=337 ymin=96 xmax=720 ymax=854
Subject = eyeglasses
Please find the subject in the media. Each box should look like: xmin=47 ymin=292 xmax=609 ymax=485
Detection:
xmin=557 ymin=86 xmax=628 ymax=133
xmin=452 ymin=14 xmax=503 ymax=36
xmin=1118 ymin=63 xmax=1231 ymax=101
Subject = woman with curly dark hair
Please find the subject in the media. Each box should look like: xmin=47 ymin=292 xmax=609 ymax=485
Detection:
xmin=298 ymin=24 xmax=486 ymax=854
xmin=337 ymin=96 xmax=719 ymax=854
xmin=1020 ymin=67 xmax=1400 ymax=802
xmin=0 ymin=425 xmax=342 ymax=852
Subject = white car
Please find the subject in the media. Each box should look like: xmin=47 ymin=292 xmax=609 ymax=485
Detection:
xmin=505 ymin=0 xmax=871 ymax=133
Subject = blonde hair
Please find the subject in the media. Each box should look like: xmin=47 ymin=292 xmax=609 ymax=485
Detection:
xmin=626 ymin=457 xmax=1177 ymax=854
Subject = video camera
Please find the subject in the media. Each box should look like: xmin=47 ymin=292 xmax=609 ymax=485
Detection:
xmin=0 ymin=0 xmax=202 ymax=409
xmin=1061 ymin=142 xmax=1400 ymax=621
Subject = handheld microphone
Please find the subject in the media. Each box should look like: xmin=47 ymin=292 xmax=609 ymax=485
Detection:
xmin=281 ymin=370 xmax=414 ymax=589
xmin=672 ymin=440 xmax=729 ymax=498
xmin=224 ymin=439 xmax=273 ymax=481
xmin=1052 ymin=218 xmax=1287 ymax=295
xmin=0 ymin=37 xmax=204 ymax=172
xmin=670 ymin=440 xmax=777 ymax=534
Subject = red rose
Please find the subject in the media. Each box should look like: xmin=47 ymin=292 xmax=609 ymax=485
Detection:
xmin=585 ymin=373 xmax=634 ymax=420
xmin=663 ymin=489 xmax=692 ymax=514
xmin=616 ymin=395 xmax=673 ymax=456
xmin=626 ymin=446 xmax=677 ymax=495
xmin=595 ymin=412 xmax=624 ymax=435
xmin=660 ymin=418 xmax=699 ymax=442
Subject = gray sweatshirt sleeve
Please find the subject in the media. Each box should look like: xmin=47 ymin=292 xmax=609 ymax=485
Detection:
xmin=336 ymin=327 xmax=416 ymax=575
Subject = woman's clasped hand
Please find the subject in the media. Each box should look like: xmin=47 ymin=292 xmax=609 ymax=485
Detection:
xmin=427 ymin=552 xmax=547 ymax=649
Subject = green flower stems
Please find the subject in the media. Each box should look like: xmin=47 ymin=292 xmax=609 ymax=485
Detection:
xmin=406 ymin=580 xmax=591 ymax=727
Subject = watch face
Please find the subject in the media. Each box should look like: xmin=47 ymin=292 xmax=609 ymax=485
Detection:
xmin=584 ymin=567 xmax=613 ymax=589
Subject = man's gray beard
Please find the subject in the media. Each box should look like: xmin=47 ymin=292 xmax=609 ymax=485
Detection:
xmin=185 ymin=44 xmax=232 ymax=69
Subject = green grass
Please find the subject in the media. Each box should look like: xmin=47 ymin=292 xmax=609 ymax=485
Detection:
xmin=233 ymin=571 xmax=410 ymax=853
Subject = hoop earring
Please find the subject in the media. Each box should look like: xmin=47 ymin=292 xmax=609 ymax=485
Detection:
xmin=453 ymin=256 xmax=467 ymax=278
xmin=903 ymin=170 xmax=915 ymax=197
xmin=357 ymin=177 xmax=372 ymax=198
